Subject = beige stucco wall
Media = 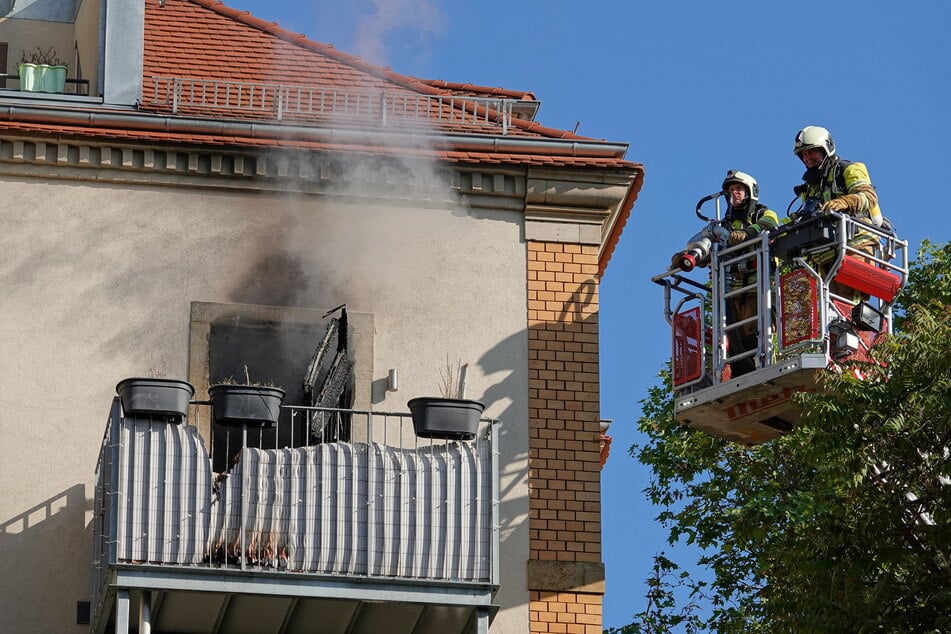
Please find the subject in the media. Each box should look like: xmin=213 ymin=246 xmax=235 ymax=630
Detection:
xmin=0 ymin=170 xmax=530 ymax=631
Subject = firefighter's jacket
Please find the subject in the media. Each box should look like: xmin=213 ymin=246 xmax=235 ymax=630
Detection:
xmin=721 ymin=203 xmax=779 ymax=293
xmin=796 ymin=158 xmax=883 ymax=253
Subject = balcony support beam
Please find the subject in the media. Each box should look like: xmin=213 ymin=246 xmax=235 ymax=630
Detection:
xmin=115 ymin=589 xmax=130 ymax=634
xmin=211 ymin=594 xmax=232 ymax=634
xmin=465 ymin=607 xmax=491 ymax=634
xmin=277 ymin=597 xmax=299 ymax=634
xmin=109 ymin=565 xmax=496 ymax=607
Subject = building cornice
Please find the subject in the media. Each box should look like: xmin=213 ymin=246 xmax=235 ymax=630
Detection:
xmin=0 ymin=131 xmax=523 ymax=205
xmin=525 ymin=167 xmax=639 ymax=260
xmin=0 ymin=131 xmax=639 ymax=267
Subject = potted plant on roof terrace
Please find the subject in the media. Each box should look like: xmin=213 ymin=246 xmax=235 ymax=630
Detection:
xmin=18 ymin=47 xmax=67 ymax=94
xmin=407 ymin=357 xmax=485 ymax=441
xmin=209 ymin=366 xmax=285 ymax=427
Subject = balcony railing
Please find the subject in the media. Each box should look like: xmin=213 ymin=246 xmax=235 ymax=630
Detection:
xmin=148 ymin=76 xmax=515 ymax=132
xmin=0 ymin=73 xmax=91 ymax=96
xmin=92 ymin=399 xmax=500 ymax=625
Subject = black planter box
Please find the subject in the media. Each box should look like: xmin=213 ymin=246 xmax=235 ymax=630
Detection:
xmin=116 ymin=378 xmax=195 ymax=422
xmin=407 ymin=397 xmax=484 ymax=440
xmin=209 ymin=384 xmax=285 ymax=427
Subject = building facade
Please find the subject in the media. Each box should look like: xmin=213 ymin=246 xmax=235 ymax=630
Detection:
xmin=0 ymin=1 xmax=643 ymax=632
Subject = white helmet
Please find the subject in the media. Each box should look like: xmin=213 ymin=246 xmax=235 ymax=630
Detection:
xmin=793 ymin=126 xmax=836 ymax=161
xmin=721 ymin=170 xmax=759 ymax=207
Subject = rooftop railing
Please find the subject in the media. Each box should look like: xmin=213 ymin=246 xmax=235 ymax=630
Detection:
xmin=148 ymin=76 xmax=515 ymax=133
xmin=92 ymin=400 xmax=500 ymax=617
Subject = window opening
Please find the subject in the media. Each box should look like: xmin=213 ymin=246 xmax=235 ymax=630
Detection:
xmin=204 ymin=305 xmax=356 ymax=472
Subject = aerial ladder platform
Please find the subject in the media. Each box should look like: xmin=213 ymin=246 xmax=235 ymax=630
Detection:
xmin=653 ymin=197 xmax=908 ymax=445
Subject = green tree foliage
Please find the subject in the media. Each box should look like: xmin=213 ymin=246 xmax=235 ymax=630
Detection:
xmin=895 ymin=239 xmax=951 ymax=322
xmin=614 ymin=242 xmax=951 ymax=633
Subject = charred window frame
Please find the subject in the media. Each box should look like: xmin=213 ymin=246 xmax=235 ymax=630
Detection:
xmin=188 ymin=302 xmax=374 ymax=471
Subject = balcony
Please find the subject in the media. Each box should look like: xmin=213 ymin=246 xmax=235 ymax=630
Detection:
xmin=91 ymin=399 xmax=500 ymax=634
xmin=0 ymin=0 xmax=100 ymax=100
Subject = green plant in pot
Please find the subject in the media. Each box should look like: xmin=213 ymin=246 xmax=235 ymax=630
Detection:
xmin=18 ymin=47 xmax=67 ymax=93
xmin=407 ymin=358 xmax=484 ymax=440
xmin=209 ymin=366 xmax=285 ymax=427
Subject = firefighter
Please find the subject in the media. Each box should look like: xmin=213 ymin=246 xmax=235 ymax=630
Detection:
xmin=720 ymin=170 xmax=779 ymax=376
xmin=670 ymin=171 xmax=778 ymax=376
xmin=792 ymin=125 xmax=883 ymax=229
xmin=722 ymin=170 xmax=779 ymax=247
xmin=792 ymin=125 xmax=884 ymax=298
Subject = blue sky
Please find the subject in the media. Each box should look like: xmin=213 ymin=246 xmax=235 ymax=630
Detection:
xmin=226 ymin=0 xmax=950 ymax=627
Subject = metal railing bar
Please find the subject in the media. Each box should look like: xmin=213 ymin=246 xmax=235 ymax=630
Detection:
xmin=146 ymin=77 xmax=516 ymax=132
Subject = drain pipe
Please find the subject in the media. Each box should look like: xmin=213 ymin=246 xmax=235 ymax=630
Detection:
xmin=0 ymin=104 xmax=630 ymax=159
xmin=138 ymin=591 xmax=152 ymax=634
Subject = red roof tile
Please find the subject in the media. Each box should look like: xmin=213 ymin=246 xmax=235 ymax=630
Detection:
xmin=142 ymin=0 xmax=601 ymax=142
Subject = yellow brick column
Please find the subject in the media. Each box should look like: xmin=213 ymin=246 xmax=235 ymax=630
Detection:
xmin=526 ymin=240 xmax=605 ymax=634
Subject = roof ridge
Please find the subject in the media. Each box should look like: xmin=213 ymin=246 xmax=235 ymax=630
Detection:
xmin=419 ymin=80 xmax=537 ymax=101
xmin=187 ymin=0 xmax=596 ymax=142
